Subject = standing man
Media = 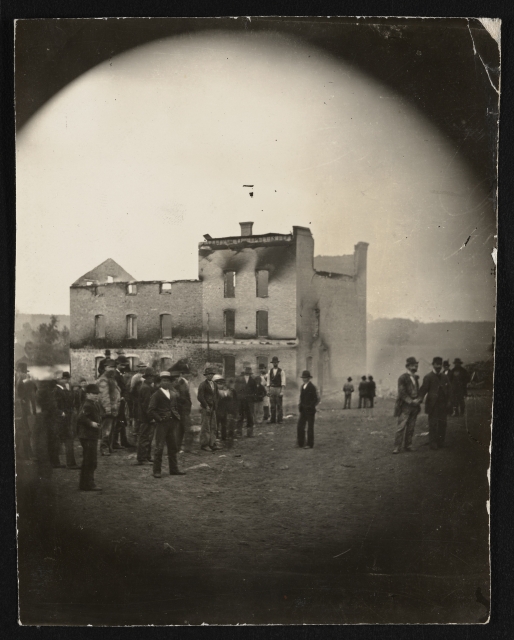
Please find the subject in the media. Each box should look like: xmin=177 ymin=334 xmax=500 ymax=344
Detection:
xmin=450 ymin=358 xmax=470 ymax=417
xmin=358 ymin=376 xmax=368 ymax=409
xmin=170 ymin=361 xmax=193 ymax=452
xmin=96 ymin=360 xmax=121 ymax=456
xmin=343 ymin=377 xmax=354 ymax=409
xmin=367 ymin=376 xmax=376 ymax=409
xmin=418 ymin=357 xmax=452 ymax=450
xmin=258 ymin=363 xmax=270 ymax=421
xmin=15 ymin=363 xmax=37 ymax=459
xmin=297 ymin=370 xmax=320 ymax=449
xmin=54 ymin=373 xmax=79 ymax=469
xmin=252 ymin=372 xmax=267 ymax=431
xmin=111 ymin=357 xmax=131 ymax=449
xmin=135 ymin=367 xmax=156 ymax=464
xmin=197 ymin=367 xmax=219 ymax=451
xmin=393 ymin=357 xmax=422 ymax=454
xmin=148 ymin=371 xmax=185 ymax=478
xmin=268 ymin=356 xmax=286 ymax=425
xmin=77 ymin=384 xmax=102 ymax=491
xmin=35 ymin=378 xmax=63 ymax=469
xmin=235 ymin=365 xmax=258 ymax=438
xmin=97 ymin=349 xmax=112 ymax=377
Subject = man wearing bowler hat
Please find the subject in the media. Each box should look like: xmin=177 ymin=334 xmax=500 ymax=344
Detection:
xmin=450 ymin=358 xmax=470 ymax=417
xmin=393 ymin=357 xmax=422 ymax=454
xmin=418 ymin=357 xmax=452 ymax=450
xmin=297 ymin=370 xmax=320 ymax=448
xmin=147 ymin=371 xmax=185 ymax=478
xmin=268 ymin=356 xmax=286 ymax=424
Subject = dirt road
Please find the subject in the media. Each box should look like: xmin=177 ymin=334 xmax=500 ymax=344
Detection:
xmin=17 ymin=394 xmax=490 ymax=625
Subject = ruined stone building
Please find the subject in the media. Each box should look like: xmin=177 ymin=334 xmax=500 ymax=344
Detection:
xmin=70 ymin=223 xmax=368 ymax=397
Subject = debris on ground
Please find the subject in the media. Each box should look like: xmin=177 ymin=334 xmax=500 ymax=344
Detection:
xmin=185 ymin=463 xmax=211 ymax=471
xmin=279 ymin=464 xmax=289 ymax=470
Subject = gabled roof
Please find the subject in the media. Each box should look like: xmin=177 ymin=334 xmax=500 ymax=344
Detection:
xmin=72 ymin=258 xmax=135 ymax=286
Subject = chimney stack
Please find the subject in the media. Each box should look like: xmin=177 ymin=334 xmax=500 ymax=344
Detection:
xmin=240 ymin=222 xmax=254 ymax=237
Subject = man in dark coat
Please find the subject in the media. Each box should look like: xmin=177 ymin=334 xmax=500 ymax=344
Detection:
xmin=169 ymin=361 xmax=193 ymax=452
xmin=197 ymin=367 xmax=220 ymax=451
xmin=367 ymin=376 xmax=376 ymax=408
xmin=147 ymin=371 xmax=185 ymax=478
xmin=97 ymin=349 xmax=112 ymax=377
xmin=15 ymin=363 xmax=37 ymax=459
xmin=235 ymin=365 xmax=258 ymax=438
xmin=297 ymin=370 xmax=320 ymax=448
xmin=450 ymin=358 xmax=470 ymax=417
xmin=343 ymin=377 xmax=354 ymax=409
xmin=135 ymin=367 xmax=156 ymax=464
xmin=393 ymin=357 xmax=422 ymax=453
xmin=418 ymin=357 xmax=452 ymax=450
xmin=358 ymin=376 xmax=368 ymax=408
xmin=35 ymin=379 xmax=63 ymax=468
xmin=54 ymin=373 xmax=79 ymax=469
xmin=111 ymin=357 xmax=131 ymax=448
xmin=77 ymin=384 xmax=102 ymax=491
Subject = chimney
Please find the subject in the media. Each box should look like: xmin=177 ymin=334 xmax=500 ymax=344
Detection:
xmin=240 ymin=222 xmax=254 ymax=237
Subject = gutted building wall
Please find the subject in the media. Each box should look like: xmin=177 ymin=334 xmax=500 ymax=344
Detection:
xmin=199 ymin=240 xmax=297 ymax=341
xmin=70 ymin=280 xmax=202 ymax=349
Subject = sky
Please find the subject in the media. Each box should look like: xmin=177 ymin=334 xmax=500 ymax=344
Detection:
xmin=16 ymin=30 xmax=497 ymax=322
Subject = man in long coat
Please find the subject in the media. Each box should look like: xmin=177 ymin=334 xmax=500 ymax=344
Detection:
xmin=418 ymin=356 xmax=452 ymax=450
xmin=235 ymin=365 xmax=259 ymax=437
xmin=393 ymin=357 xmax=422 ymax=453
xmin=197 ymin=366 xmax=220 ymax=451
xmin=450 ymin=358 xmax=470 ymax=417
xmin=297 ymin=370 xmax=320 ymax=448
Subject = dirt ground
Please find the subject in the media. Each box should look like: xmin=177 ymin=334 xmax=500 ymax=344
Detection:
xmin=17 ymin=393 xmax=491 ymax=625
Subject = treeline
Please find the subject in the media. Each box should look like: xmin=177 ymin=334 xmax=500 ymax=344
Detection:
xmin=16 ymin=315 xmax=70 ymax=365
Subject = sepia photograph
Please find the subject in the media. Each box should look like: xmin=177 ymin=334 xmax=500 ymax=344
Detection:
xmin=14 ymin=16 xmax=499 ymax=625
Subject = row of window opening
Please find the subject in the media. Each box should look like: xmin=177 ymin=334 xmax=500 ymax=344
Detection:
xmin=95 ymin=314 xmax=172 ymax=340
xmin=224 ymin=270 xmax=269 ymax=298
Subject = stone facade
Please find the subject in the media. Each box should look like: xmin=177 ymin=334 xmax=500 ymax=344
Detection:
xmin=70 ymin=223 xmax=368 ymax=397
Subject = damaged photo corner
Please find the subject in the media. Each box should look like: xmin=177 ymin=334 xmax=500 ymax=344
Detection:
xmin=14 ymin=15 xmax=499 ymax=625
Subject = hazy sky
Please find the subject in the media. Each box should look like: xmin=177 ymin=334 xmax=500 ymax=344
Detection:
xmin=16 ymin=30 xmax=496 ymax=322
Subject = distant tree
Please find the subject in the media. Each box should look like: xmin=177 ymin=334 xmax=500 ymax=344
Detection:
xmin=385 ymin=318 xmax=419 ymax=346
xmin=31 ymin=315 xmax=70 ymax=365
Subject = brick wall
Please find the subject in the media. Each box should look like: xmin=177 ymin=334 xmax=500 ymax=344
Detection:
xmin=70 ymin=280 xmax=202 ymax=349
xmin=199 ymin=243 xmax=297 ymax=341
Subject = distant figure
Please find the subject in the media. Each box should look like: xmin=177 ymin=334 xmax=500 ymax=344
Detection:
xmin=442 ymin=360 xmax=451 ymax=379
xmin=235 ymin=365 xmax=258 ymax=438
xmin=258 ymin=363 xmax=270 ymax=421
xmin=367 ymin=376 xmax=376 ymax=409
xmin=15 ymin=362 xmax=37 ymax=459
xmin=343 ymin=377 xmax=354 ymax=409
xmin=197 ymin=367 xmax=220 ymax=451
xmin=213 ymin=374 xmax=226 ymax=439
xmin=55 ymin=373 xmax=79 ymax=469
xmin=268 ymin=356 xmax=286 ymax=424
xmin=96 ymin=360 xmax=121 ymax=456
xmin=252 ymin=373 xmax=268 ymax=429
xmin=77 ymin=384 xmax=102 ymax=491
xmin=97 ymin=349 xmax=112 ymax=377
xmin=170 ymin=361 xmax=193 ymax=452
xmin=223 ymin=377 xmax=239 ymax=441
xmin=451 ymin=358 xmax=470 ymax=417
xmin=36 ymin=379 xmax=62 ymax=468
xmin=135 ymin=367 xmax=156 ymax=465
xmin=358 ymin=376 xmax=368 ymax=408
xmin=393 ymin=357 xmax=421 ymax=454
xmin=297 ymin=370 xmax=320 ymax=449
xmin=418 ymin=357 xmax=452 ymax=450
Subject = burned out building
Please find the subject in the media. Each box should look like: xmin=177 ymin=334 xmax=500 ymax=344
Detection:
xmin=70 ymin=224 xmax=368 ymax=397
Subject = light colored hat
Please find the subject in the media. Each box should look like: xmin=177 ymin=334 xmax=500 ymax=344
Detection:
xmin=213 ymin=374 xmax=225 ymax=382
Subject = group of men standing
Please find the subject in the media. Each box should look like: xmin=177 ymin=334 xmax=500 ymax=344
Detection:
xmin=342 ymin=375 xmax=376 ymax=409
xmin=393 ymin=356 xmax=471 ymax=453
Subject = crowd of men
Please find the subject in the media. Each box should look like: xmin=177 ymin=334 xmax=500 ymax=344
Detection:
xmin=14 ymin=350 xmax=471 ymax=490
xmin=15 ymin=352 xmax=320 ymax=491
xmin=393 ymin=356 xmax=471 ymax=454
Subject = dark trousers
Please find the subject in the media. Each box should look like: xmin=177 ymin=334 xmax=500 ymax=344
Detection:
xmin=368 ymin=397 xmax=374 ymax=408
xmin=112 ymin=400 xmax=131 ymax=446
xmin=453 ymin=394 xmax=466 ymax=416
xmin=269 ymin=387 xmax=283 ymax=423
xmin=428 ymin=405 xmax=448 ymax=447
xmin=358 ymin=395 xmax=368 ymax=408
xmin=297 ymin=410 xmax=315 ymax=448
xmin=137 ymin=422 xmax=155 ymax=462
xmin=218 ymin=414 xmax=236 ymax=440
xmin=236 ymin=399 xmax=254 ymax=434
xmin=153 ymin=419 xmax=180 ymax=475
xmin=79 ymin=439 xmax=98 ymax=489
xmin=34 ymin=412 xmax=61 ymax=472
xmin=343 ymin=394 xmax=352 ymax=409
xmin=177 ymin=410 xmax=191 ymax=450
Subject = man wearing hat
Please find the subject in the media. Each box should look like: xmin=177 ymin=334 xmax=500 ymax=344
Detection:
xmin=96 ymin=359 xmax=121 ymax=456
xmin=393 ymin=357 xmax=422 ymax=454
xmin=197 ymin=367 xmax=220 ymax=450
xmin=135 ymin=367 xmax=156 ymax=464
xmin=418 ymin=357 xmax=452 ymax=450
xmin=15 ymin=362 xmax=37 ymax=459
xmin=77 ymin=384 xmax=102 ymax=491
xmin=343 ymin=378 xmax=354 ymax=409
xmin=129 ymin=362 xmax=147 ymax=438
xmin=148 ymin=371 xmax=185 ymax=477
xmin=169 ymin=360 xmax=193 ymax=452
xmin=97 ymin=349 xmax=112 ymax=377
xmin=235 ymin=365 xmax=259 ymax=437
xmin=55 ymin=372 xmax=80 ymax=469
xmin=297 ymin=370 xmax=320 ymax=448
xmin=258 ymin=363 xmax=270 ymax=421
xmin=268 ymin=356 xmax=286 ymax=424
xmin=450 ymin=358 xmax=470 ymax=417
xmin=358 ymin=376 xmax=369 ymax=409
